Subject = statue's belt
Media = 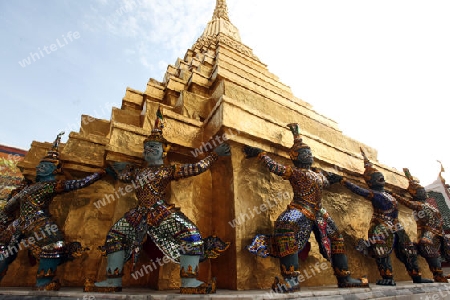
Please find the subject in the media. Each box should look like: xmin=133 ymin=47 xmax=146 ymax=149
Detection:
xmin=132 ymin=202 xmax=177 ymax=227
xmin=417 ymin=226 xmax=443 ymax=237
xmin=288 ymin=201 xmax=318 ymax=221
xmin=20 ymin=210 xmax=47 ymax=230
xmin=372 ymin=211 xmax=397 ymax=224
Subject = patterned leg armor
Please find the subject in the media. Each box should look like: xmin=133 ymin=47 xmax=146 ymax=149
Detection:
xmin=180 ymin=254 xmax=216 ymax=294
xmin=420 ymin=238 xmax=447 ymax=283
xmin=269 ymin=208 xmax=313 ymax=293
xmin=0 ymin=247 xmax=17 ymax=283
xmin=426 ymin=257 xmax=447 ymax=283
xmin=394 ymin=231 xmax=433 ymax=283
xmin=33 ymin=258 xmax=62 ymax=291
xmin=375 ymin=256 xmax=396 ymax=286
xmin=329 ymin=233 xmax=368 ymax=288
xmin=271 ymin=254 xmax=300 ymax=293
xmin=84 ymin=250 xmax=124 ymax=292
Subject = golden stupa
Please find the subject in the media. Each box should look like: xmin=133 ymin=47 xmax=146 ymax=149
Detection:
xmin=13 ymin=0 xmax=428 ymax=290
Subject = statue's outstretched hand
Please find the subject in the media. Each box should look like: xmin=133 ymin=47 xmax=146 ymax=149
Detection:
xmin=106 ymin=162 xmax=133 ymax=180
xmin=213 ymin=143 xmax=231 ymax=157
xmin=243 ymin=145 xmax=263 ymax=158
xmin=386 ymin=190 xmax=405 ymax=197
xmin=111 ymin=162 xmax=132 ymax=172
xmin=104 ymin=166 xmax=118 ymax=180
xmin=323 ymin=171 xmax=343 ymax=184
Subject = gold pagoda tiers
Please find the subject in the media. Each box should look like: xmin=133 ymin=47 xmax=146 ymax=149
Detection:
xmin=13 ymin=0 xmax=429 ymax=290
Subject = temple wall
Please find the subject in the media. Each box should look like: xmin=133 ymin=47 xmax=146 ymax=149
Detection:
xmin=0 ymin=145 xmax=26 ymax=204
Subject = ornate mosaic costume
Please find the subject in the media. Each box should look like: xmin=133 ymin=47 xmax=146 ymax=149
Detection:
xmin=246 ymin=123 xmax=368 ymax=291
xmin=341 ymin=181 xmax=402 ymax=258
xmin=0 ymin=183 xmax=27 ymax=280
xmin=390 ymin=168 xmax=450 ymax=282
xmin=0 ymin=173 xmax=103 ymax=258
xmin=341 ymin=149 xmax=432 ymax=285
xmin=249 ymin=155 xmax=339 ymax=261
xmin=0 ymin=132 xmax=104 ymax=290
xmin=0 ymin=181 xmax=28 ymax=241
xmin=101 ymin=153 xmax=220 ymax=263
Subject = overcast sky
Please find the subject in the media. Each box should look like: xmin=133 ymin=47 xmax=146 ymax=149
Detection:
xmin=1 ymin=0 xmax=449 ymax=186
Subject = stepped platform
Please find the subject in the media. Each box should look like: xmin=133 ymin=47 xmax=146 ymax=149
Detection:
xmin=1 ymin=282 xmax=450 ymax=300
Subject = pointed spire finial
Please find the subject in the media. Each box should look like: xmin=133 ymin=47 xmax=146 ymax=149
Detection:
xmin=438 ymin=160 xmax=446 ymax=184
xmin=212 ymin=0 xmax=230 ymax=22
xmin=196 ymin=0 xmax=241 ymax=43
xmin=438 ymin=160 xmax=445 ymax=174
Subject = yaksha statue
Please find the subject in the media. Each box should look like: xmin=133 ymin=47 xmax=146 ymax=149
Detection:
xmin=84 ymin=108 xmax=230 ymax=294
xmin=339 ymin=148 xmax=433 ymax=285
xmin=0 ymin=132 xmax=105 ymax=290
xmin=0 ymin=179 xmax=30 ymax=278
xmin=245 ymin=123 xmax=368 ymax=292
xmin=389 ymin=168 xmax=450 ymax=282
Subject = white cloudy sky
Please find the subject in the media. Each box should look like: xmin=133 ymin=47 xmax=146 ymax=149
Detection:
xmin=0 ymin=0 xmax=449 ymax=185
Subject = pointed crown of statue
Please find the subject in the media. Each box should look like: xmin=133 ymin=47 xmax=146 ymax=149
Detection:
xmin=360 ymin=147 xmax=379 ymax=182
xmin=40 ymin=131 xmax=64 ymax=172
xmin=403 ymin=168 xmax=423 ymax=196
xmin=287 ymin=123 xmax=310 ymax=161
xmin=144 ymin=106 xmax=167 ymax=144
xmin=143 ymin=106 xmax=171 ymax=156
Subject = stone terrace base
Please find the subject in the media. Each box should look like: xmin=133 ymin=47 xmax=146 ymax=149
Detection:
xmin=1 ymin=283 xmax=450 ymax=300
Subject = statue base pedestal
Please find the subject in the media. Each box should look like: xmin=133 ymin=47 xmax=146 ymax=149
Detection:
xmin=0 ymin=282 xmax=449 ymax=299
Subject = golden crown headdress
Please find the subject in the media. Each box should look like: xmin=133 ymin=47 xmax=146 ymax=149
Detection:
xmin=403 ymin=168 xmax=423 ymax=196
xmin=144 ymin=106 xmax=167 ymax=144
xmin=40 ymin=131 xmax=64 ymax=173
xmin=287 ymin=123 xmax=310 ymax=161
xmin=360 ymin=147 xmax=379 ymax=183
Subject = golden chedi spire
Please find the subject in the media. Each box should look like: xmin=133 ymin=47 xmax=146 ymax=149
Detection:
xmin=199 ymin=0 xmax=241 ymax=42
xmin=212 ymin=0 xmax=230 ymax=22
xmin=192 ymin=0 xmax=259 ymax=61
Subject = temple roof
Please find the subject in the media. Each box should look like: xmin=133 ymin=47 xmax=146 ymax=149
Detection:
xmin=428 ymin=191 xmax=450 ymax=233
xmin=426 ymin=164 xmax=450 ymax=234
xmin=199 ymin=0 xmax=241 ymax=42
